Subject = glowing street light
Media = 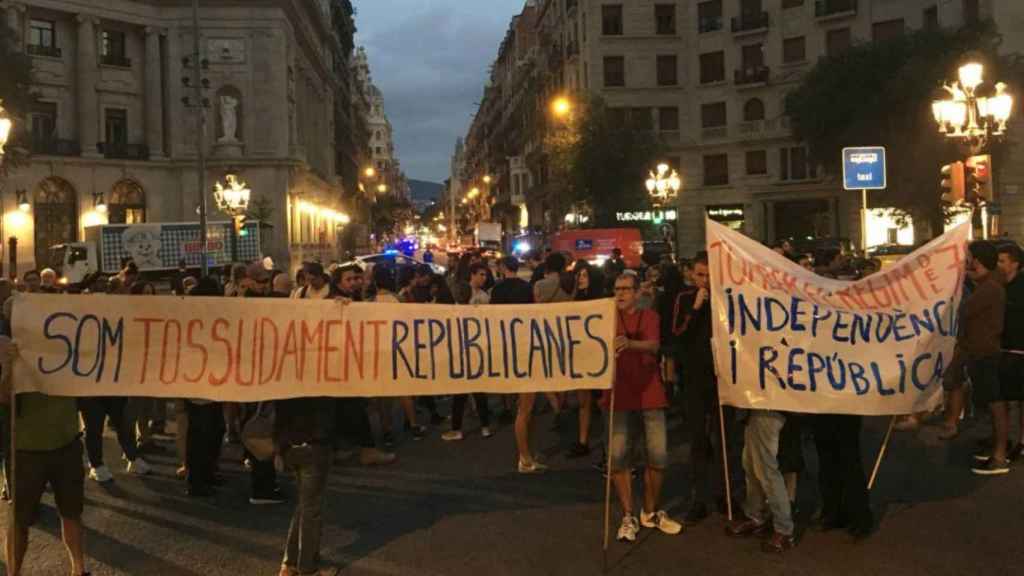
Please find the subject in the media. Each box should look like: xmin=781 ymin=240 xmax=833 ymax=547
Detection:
xmin=645 ymin=163 xmax=682 ymax=206
xmin=0 ymin=100 xmax=12 ymax=157
xmin=468 ymin=187 xmax=480 ymax=199
xmin=364 ymin=166 xmax=377 ymax=178
xmin=932 ymin=61 xmax=1013 ymax=148
xmin=482 ymin=175 xmax=492 ymax=185
xmin=551 ymin=96 xmax=572 ymax=119
xmin=213 ymin=171 xmax=252 ymax=214
xmin=377 ymin=183 xmax=388 ymax=193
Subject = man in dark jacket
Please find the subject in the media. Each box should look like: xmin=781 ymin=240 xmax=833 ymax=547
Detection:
xmin=275 ymin=397 xmax=335 ymax=576
xmin=997 ymin=243 xmax=1024 ymax=460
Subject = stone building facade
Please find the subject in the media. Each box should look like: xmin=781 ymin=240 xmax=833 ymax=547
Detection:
xmin=1 ymin=0 xmax=363 ymax=276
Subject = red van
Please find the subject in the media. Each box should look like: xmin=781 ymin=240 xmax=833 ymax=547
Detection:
xmin=550 ymin=228 xmax=644 ymax=269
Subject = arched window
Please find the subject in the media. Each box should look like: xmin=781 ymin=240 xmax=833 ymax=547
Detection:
xmin=33 ymin=177 xmax=78 ymax=268
xmin=743 ymin=98 xmax=765 ymax=122
xmin=109 ymin=179 xmax=146 ymax=224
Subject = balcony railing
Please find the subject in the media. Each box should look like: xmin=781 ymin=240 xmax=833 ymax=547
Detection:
xmin=27 ymin=44 xmax=62 ymax=58
xmin=815 ymin=0 xmax=857 ymax=19
xmin=100 ymin=53 xmax=131 ymax=67
xmin=698 ymin=16 xmax=723 ymax=33
xmin=31 ymin=137 xmax=81 ymax=156
xmin=735 ymin=65 xmax=770 ymax=85
xmin=98 ymin=142 xmax=150 ymax=160
xmin=731 ymin=11 xmax=769 ymax=34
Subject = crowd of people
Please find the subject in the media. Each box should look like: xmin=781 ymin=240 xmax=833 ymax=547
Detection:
xmin=0 ymin=236 xmax=1021 ymax=575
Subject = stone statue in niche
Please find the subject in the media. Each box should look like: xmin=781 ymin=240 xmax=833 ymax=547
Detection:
xmin=219 ymin=95 xmax=239 ymax=142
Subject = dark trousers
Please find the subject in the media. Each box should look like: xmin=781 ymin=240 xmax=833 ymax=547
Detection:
xmin=685 ymin=365 xmax=743 ymax=506
xmin=282 ymin=444 xmax=330 ymax=573
xmin=80 ymin=397 xmax=137 ymax=467
xmin=241 ymin=404 xmax=277 ymax=495
xmin=335 ymin=398 xmax=375 ymax=449
xmin=451 ymin=394 xmax=490 ymax=431
xmin=186 ymin=401 xmax=224 ymax=489
xmin=812 ymin=414 xmax=872 ymax=531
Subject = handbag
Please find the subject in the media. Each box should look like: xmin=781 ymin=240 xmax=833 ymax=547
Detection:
xmin=241 ymin=402 xmax=276 ymax=462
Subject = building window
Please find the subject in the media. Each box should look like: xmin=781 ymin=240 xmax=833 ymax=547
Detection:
xmin=30 ymin=102 xmax=57 ymax=142
xmin=780 ymin=146 xmax=816 ymax=181
xmin=104 ymin=108 xmax=127 ymax=146
xmin=655 ymin=4 xmax=676 ymax=35
xmin=101 ymin=30 xmax=129 ymax=66
xmin=746 ymin=150 xmax=768 ymax=175
xmin=108 ymin=179 xmax=146 ymax=224
xmin=28 ymin=19 xmax=59 ymax=57
xmin=872 ymin=19 xmax=904 ymax=42
xmin=826 ymin=27 xmax=851 ymax=58
xmin=782 ymin=0 xmax=803 ymax=8
xmin=741 ymin=43 xmax=764 ymax=69
xmin=656 ymin=55 xmax=678 ymax=86
xmin=603 ymin=56 xmax=625 ymax=87
xmin=658 ymin=106 xmax=679 ymax=131
xmin=923 ymin=6 xmax=939 ymax=30
xmin=701 ymin=102 xmax=727 ymax=128
xmin=631 ymin=108 xmax=654 ymax=131
xmin=783 ymin=36 xmax=806 ymax=63
xmin=699 ymin=51 xmax=725 ymax=84
xmin=698 ymin=0 xmax=723 ymax=33
xmin=375 ymin=146 xmax=383 ymax=155
xmin=964 ymin=0 xmax=980 ymax=25
xmin=743 ymin=98 xmax=765 ymax=121
xmin=703 ymin=154 xmax=729 ymax=186
xmin=602 ymin=5 xmax=623 ymax=35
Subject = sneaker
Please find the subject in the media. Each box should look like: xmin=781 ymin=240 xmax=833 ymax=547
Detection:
xmin=381 ymin=432 xmax=396 ymax=448
xmin=89 ymin=465 xmax=114 ymax=483
xmin=360 ymin=447 xmax=397 ymax=466
xmin=972 ymin=450 xmax=992 ymax=462
xmin=517 ymin=458 xmax=548 ymax=474
xmin=640 ymin=510 xmax=683 ymax=535
xmin=250 ymin=489 xmax=286 ymax=505
xmin=726 ymin=517 xmax=768 ymax=537
xmin=762 ymin=531 xmax=796 ymax=553
xmin=176 ymin=465 xmax=188 ymax=479
xmin=566 ymin=442 xmax=591 ymax=458
xmin=616 ymin=515 xmax=639 ymax=542
xmin=441 ymin=430 xmax=464 ymax=441
xmin=971 ymin=458 xmax=1010 ymax=475
xmin=126 ymin=458 xmax=152 ymax=475
xmin=481 ymin=426 xmax=493 ymax=438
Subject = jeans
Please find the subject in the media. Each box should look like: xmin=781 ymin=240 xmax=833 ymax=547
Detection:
xmin=812 ymin=414 xmax=872 ymax=532
xmin=79 ymin=397 xmax=138 ymax=467
xmin=684 ymin=364 xmax=744 ymax=506
xmin=282 ymin=444 xmax=330 ymax=574
xmin=451 ymin=394 xmax=490 ymax=431
xmin=742 ymin=411 xmax=793 ymax=536
xmin=609 ymin=409 xmax=667 ymax=471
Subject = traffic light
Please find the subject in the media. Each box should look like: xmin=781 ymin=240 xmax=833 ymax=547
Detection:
xmin=233 ymin=214 xmax=247 ymax=236
xmin=966 ymin=154 xmax=993 ymax=204
xmin=940 ymin=161 xmax=965 ymax=205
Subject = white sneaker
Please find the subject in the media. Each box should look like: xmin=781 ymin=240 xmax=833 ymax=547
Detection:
xmin=640 ymin=509 xmax=683 ymax=535
xmin=517 ymin=458 xmax=548 ymax=474
xmin=617 ymin=515 xmax=639 ymax=542
xmin=89 ymin=465 xmax=114 ymax=483
xmin=126 ymin=458 xmax=152 ymax=475
xmin=481 ymin=426 xmax=493 ymax=438
xmin=441 ymin=430 xmax=464 ymax=441
xmin=82 ymin=450 xmax=91 ymax=469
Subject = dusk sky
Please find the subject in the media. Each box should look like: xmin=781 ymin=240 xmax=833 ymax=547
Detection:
xmin=354 ymin=0 xmax=528 ymax=183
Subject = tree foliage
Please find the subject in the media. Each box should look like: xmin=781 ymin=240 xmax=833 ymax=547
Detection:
xmin=785 ymin=21 xmax=1024 ymax=235
xmin=0 ymin=23 xmax=36 ymax=173
xmin=370 ymin=194 xmax=414 ymax=237
xmin=548 ymin=96 xmax=665 ymax=228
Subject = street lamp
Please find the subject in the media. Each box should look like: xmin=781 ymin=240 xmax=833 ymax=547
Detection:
xmin=932 ymin=61 xmax=1014 ymax=149
xmin=16 ymin=189 xmax=29 ymax=213
xmin=377 ymin=183 xmax=388 ymax=194
xmin=0 ymin=100 xmax=12 ymax=157
xmin=213 ymin=170 xmax=252 ymax=262
xmin=645 ymin=163 xmax=682 ymax=207
xmin=364 ymin=166 xmax=376 ymax=179
xmin=551 ymin=96 xmax=572 ymax=119
xmin=482 ymin=175 xmax=492 ymax=185
xmin=92 ymin=192 xmax=108 ymax=214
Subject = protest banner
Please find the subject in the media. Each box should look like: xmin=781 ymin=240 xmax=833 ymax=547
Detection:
xmin=707 ymin=219 xmax=969 ymax=416
xmin=11 ymin=296 xmax=616 ymax=401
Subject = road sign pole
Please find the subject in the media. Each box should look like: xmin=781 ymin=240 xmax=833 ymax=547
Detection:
xmin=861 ymin=189 xmax=868 ymax=251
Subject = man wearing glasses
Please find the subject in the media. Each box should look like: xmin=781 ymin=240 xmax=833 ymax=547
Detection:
xmin=608 ymin=272 xmax=683 ymax=542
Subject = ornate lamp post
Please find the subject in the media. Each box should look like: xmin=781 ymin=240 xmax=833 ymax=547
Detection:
xmin=932 ymin=62 xmax=1013 ymax=151
xmin=645 ymin=163 xmax=681 ymax=207
xmin=213 ymin=170 xmax=251 ymax=263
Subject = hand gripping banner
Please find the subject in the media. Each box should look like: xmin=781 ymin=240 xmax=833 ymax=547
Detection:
xmin=11 ymin=297 xmax=616 ymax=401
xmin=707 ymin=219 xmax=969 ymax=415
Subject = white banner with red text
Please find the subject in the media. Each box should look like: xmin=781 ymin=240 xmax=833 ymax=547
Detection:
xmin=11 ymin=296 xmax=616 ymax=400
xmin=707 ymin=219 xmax=969 ymax=415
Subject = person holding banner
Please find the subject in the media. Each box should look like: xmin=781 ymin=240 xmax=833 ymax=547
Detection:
xmin=1 ymin=332 xmax=91 ymax=576
xmin=444 ymin=263 xmax=494 ymax=441
xmin=607 ymin=272 xmax=682 ymax=542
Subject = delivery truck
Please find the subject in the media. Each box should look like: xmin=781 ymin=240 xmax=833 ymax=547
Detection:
xmin=475 ymin=222 xmax=503 ymax=251
xmin=50 ymin=220 xmax=263 ymax=284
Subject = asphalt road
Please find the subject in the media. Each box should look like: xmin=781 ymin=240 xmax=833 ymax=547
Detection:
xmin=4 ymin=400 xmax=1023 ymax=576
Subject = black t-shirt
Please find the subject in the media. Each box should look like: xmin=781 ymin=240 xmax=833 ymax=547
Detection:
xmin=1003 ymin=273 xmax=1024 ymax=350
xmin=491 ymin=277 xmax=533 ymax=305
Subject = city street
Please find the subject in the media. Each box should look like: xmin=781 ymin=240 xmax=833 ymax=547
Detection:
xmin=5 ymin=402 xmax=1022 ymax=576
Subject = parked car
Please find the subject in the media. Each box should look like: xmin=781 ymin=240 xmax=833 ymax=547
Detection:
xmin=345 ymin=251 xmax=446 ymax=275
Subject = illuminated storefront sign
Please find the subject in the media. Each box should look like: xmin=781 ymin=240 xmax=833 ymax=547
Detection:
xmin=615 ymin=210 xmax=677 ymax=223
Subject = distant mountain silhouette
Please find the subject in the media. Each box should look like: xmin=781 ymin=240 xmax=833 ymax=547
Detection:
xmin=408 ymin=179 xmax=444 ymax=210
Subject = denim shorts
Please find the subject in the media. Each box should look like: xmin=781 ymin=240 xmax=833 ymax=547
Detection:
xmin=609 ymin=409 xmax=668 ymax=472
